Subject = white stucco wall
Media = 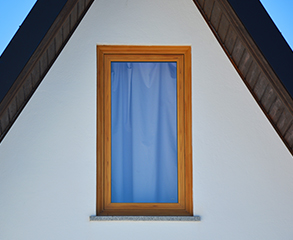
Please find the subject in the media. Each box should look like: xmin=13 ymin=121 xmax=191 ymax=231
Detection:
xmin=1 ymin=0 xmax=293 ymax=239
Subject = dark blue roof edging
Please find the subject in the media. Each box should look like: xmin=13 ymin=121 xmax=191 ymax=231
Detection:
xmin=227 ymin=0 xmax=293 ymax=97
xmin=0 ymin=0 xmax=67 ymax=103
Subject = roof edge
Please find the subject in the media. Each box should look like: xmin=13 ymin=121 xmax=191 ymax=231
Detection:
xmin=0 ymin=0 xmax=94 ymax=142
xmin=1 ymin=0 xmax=293 ymax=156
xmin=193 ymin=0 xmax=293 ymax=155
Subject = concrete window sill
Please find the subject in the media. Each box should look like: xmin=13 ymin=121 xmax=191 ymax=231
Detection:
xmin=89 ymin=216 xmax=201 ymax=221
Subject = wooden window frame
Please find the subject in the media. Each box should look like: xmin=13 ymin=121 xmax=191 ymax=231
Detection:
xmin=97 ymin=45 xmax=192 ymax=216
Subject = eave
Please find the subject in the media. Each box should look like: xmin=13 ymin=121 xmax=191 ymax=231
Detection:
xmin=0 ymin=0 xmax=94 ymax=142
xmin=193 ymin=0 xmax=293 ymax=155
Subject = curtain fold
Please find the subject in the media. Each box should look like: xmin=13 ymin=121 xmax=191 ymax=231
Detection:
xmin=111 ymin=62 xmax=178 ymax=203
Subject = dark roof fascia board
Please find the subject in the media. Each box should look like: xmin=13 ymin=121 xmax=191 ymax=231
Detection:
xmin=0 ymin=0 xmax=68 ymax=103
xmin=227 ymin=0 xmax=293 ymax=97
xmin=0 ymin=0 xmax=94 ymax=142
xmin=192 ymin=0 xmax=293 ymax=154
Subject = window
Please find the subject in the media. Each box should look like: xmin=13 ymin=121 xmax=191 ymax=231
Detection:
xmin=97 ymin=45 xmax=192 ymax=216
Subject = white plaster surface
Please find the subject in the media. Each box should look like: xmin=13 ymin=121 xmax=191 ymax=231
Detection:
xmin=1 ymin=0 xmax=293 ymax=239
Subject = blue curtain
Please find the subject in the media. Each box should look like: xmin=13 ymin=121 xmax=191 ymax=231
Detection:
xmin=111 ymin=62 xmax=178 ymax=203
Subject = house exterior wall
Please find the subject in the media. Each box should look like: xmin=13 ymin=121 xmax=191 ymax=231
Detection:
xmin=0 ymin=0 xmax=293 ymax=239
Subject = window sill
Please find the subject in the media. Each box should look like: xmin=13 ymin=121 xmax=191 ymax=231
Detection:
xmin=89 ymin=216 xmax=201 ymax=222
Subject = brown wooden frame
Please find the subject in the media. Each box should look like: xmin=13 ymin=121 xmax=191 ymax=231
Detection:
xmin=97 ymin=45 xmax=192 ymax=216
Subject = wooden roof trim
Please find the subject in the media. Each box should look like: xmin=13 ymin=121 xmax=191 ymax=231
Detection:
xmin=0 ymin=0 xmax=94 ymax=142
xmin=193 ymin=0 xmax=293 ymax=155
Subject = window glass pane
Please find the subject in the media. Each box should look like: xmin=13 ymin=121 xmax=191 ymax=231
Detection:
xmin=111 ymin=62 xmax=178 ymax=203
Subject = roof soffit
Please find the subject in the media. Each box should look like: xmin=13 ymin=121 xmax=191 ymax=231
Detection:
xmin=0 ymin=0 xmax=94 ymax=142
xmin=193 ymin=0 xmax=293 ymax=155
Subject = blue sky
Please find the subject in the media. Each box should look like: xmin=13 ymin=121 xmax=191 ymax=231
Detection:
xmin=259 ymin=0 xmax=293 ymax=50
xmin=0 ymin=0 xmax=37 ymax=55
xmin=0 ymin=0 xmax=292 ymax=56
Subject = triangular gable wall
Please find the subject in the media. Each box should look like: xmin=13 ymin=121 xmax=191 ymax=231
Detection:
xmin=1 ymin=1 xmax=293 ymax=239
